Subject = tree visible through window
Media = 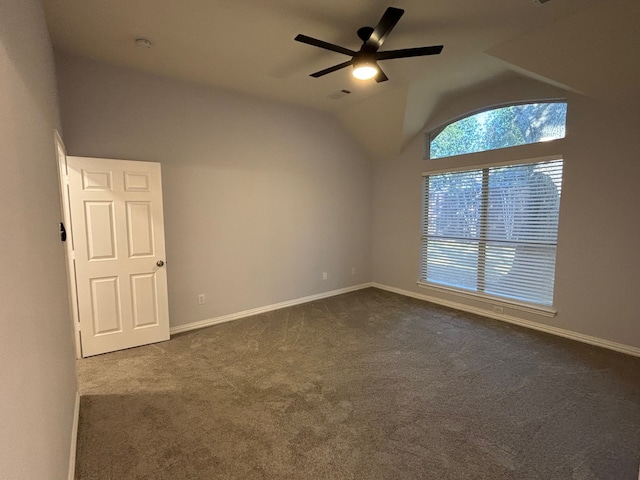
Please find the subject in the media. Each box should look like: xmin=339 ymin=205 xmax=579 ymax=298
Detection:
xmin=429 ymin=102 xmax=567 ymax=159
xmin=421 ymin=102 xmax=567 ymax=308
xmin=421 ymin=160 xmax=563 ymax=306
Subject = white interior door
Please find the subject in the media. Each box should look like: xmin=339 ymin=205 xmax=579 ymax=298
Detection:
xmin=67 ymin=156 xmax=170 ymax=357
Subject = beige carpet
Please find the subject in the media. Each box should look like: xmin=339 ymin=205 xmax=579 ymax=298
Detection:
xmin=75 ymin=288 xmax=640 ymax=479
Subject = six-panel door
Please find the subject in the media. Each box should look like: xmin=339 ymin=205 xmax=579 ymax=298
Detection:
xmin=67 ymin=157 xmax=170 ymax=357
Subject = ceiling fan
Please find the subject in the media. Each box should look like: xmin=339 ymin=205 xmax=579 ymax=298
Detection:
xmin=294 ymin=7 xmax=443 ymax=83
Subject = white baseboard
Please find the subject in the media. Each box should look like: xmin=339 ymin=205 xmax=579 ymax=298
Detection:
xmin=68 ymin=391 xmax=80 ymax=480
xmin=372 ymin=283 xmax=640 ymax=358
xmin=168 ymin=281 xmax=640 ymax=358
xmin=170 ymin=283 xmax=374 ymax=335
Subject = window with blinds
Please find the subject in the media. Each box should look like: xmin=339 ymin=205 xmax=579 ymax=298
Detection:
xmin=420 ymin=158 xmax=563 ymax=307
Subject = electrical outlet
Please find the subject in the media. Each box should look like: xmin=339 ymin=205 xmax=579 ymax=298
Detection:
xmin=351 ymin=267 xmax=357 ymax=275
xmin=322 ymin=272 xmax=328 ymax=280
xmin=198 ymin=294 xmax=206 ymax=305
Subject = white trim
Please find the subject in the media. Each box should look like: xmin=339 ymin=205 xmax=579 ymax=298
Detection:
xmin=170 ymin=283 xmax=374 ymax=335
xmin=417 ymin=281 xmax=557 ymax=317
xmin=422 ymin=154 xmax=564 ymax=177
xmin=422 ymin=154 xmax=563 ymax=176
xmin=68 ymin=391 xmax=80 ymax=480
xmin=168 ymin=280 xmax=640 ymax=357
xmin=54 ymin=131 xmax=82 ymax=359
xmin=372 ymin=283 xmax=640 ymax=358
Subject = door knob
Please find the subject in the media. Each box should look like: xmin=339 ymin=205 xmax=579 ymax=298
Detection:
xmin=156 ymin=260 xmax=165 ymax=267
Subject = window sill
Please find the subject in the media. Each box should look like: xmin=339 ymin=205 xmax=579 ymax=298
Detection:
xmin=416 ymin=281 xmax=557 ymax=318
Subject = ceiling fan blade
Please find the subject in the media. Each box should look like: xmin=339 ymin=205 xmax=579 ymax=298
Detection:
xmin=365 ymin=7 xmax=404 ymax=51
xmin=295 ymin=34 xmax=356 ymax=57
xmin=376 ymin=45 xmax=444 ymax=60
xmin=375 ymin=65 xmax=389 ymax=83
xmin=310 ymin=60 xmax=353 ymax=78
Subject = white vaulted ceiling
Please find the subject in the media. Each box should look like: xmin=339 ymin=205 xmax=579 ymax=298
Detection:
xmin=43 ymin=0 xmax=640 ymax=160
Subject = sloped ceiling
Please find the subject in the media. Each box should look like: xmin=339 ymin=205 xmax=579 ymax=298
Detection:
xmin=43 ymin=0 xmax=637 ymax=162
xmin=487 ymin=0 xmax=640 ymax=110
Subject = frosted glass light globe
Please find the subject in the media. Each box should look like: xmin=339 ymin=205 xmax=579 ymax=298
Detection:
xmin=352 ymin=65 xmax=378 ymax=80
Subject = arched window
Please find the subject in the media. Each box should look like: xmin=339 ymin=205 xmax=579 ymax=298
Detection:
xmin=420 ymin=102 xmax=568 ymax=311
xmin=429 ymin=102 xmax=567 ymax=159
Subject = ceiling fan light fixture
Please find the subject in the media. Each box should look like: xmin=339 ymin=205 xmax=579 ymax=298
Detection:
xmin=352 ymin=62 xmax=378 ymax=80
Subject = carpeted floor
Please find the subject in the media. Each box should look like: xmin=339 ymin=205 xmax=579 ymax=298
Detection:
xmin=75 ymin=288 xmax=640 ymax=479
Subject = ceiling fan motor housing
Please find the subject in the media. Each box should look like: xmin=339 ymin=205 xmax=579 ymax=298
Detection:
xmin=357 ymin=26 xmax=375 ymax=42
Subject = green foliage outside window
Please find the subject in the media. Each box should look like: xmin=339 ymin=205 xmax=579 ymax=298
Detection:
xmin=429 ymin=102 xmax=567 ymax=159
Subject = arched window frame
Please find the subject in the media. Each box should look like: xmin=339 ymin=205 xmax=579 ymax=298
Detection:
xmin=419 ymin=99 xmax=569 ymax=314
xmin=425 ymin=100 xmax=568 ymax=160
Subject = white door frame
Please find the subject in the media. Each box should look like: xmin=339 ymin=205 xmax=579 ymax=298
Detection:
xmin=54 ymin=131 xmax=82 ymax=358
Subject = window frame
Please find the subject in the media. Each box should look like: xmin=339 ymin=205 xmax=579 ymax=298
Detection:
xmin=418 ymin=155 xmax=563 ymax=317
xmin=425 ymin=100 xmax=568 ymax=160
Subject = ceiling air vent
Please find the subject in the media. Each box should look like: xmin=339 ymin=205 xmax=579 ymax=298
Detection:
xmin=327 ymin=89 xmax=352 ymax=100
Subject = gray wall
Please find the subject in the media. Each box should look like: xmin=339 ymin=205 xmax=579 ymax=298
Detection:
xmin=0 ymin=0 xmax=78 ymax=478
xmin=55 ymin=54 xmax=372 ymax=328
xmin=372 ymin=76 xmax=640 ymax=350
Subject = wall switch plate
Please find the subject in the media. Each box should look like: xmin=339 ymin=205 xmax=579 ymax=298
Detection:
xmin=351 ymin=267 xmax=357 ymax=275
xmin=322 ymin=272 xmax=328 ymax=280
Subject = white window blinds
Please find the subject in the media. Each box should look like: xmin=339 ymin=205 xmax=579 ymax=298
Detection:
xmin=420 ymin=159 xmax=563 ymax=306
